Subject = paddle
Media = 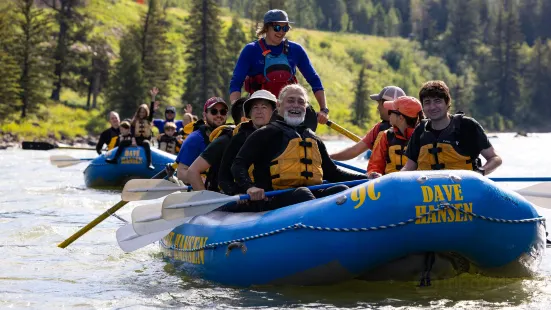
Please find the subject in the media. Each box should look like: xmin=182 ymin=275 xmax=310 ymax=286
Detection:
xmin=326 ymin=120 xmax=361 ymax=142
xmin=122 ymin=179 xmax=192 ymax=202
xmin=57 ymin=162 xmax=179 ymax=248
xmin=116 ymin=222 xmax=173 ymax=253
xmin=50 ymin=155 xmax=95 ymax=168
xmin=22 ymin=141 xmax=97 ymax=151
xmin=119 ymin=179 xmax=369 ymax=252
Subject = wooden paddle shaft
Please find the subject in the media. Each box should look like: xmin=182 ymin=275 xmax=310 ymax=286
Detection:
xmin=326 ymin=120 xmax=361 ymax=142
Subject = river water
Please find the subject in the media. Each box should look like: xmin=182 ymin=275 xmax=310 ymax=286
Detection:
xmin=2 ymin=133 xmax=551 ymax=309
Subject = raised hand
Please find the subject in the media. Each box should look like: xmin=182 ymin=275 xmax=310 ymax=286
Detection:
xmin=150 ymin=87 xmax=159 ymax=100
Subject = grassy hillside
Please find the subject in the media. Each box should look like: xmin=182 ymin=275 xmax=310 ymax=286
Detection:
xmin=5 ymin=0 xmax=457 ymax=140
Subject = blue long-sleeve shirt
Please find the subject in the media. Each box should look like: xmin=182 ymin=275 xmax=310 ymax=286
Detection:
xmin=229 ymin=39 xmax=324 ymax=94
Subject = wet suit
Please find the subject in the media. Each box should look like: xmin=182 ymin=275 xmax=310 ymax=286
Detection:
xmin=96 ymin=127 xmax=120 ymax=154
xmin=230 ymin=117 xmax=367 ymax=212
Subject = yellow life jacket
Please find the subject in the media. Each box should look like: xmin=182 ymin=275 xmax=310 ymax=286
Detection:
xmin=107 ymin=136 xmax=118 ymax=150
xmin=269 ymin=122 xmax=323 ymax=190
xmin=417 ymin=113 xmax=478 ymax=171
xmin=158 ymin=134 xmax=181 ymax=155
xmin=133 ymin=119 xmax=152 ymax=138
xmin=384 ymin=127 xmax=413 ymax=174
xmin=179 ymin=121 xmax=196 ymax=141
xmin=209 ymin=125 xmax=235 ymax=142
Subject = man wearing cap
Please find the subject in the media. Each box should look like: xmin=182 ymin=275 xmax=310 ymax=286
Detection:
xmin=152 ymin=106 xmax=184 ymax=134
xmin=330 ymin=86 xmax=406 ymax=160
xmin=401 ymin=80 xmax=502 ymax=175
xmin=217 ymin=90 xmax=277 ymax=195
xmin=367 ymin=96 xmax=424 ymax=178
xmin=229 ymin=9 xmax=330 ymax=126
xmin=231 ymin=84 xmax=367 ymax=211
xmin=176 ymin=97 xmax=229 ymax=183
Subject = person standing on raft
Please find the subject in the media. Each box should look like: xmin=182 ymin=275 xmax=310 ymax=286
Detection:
xmin=330 ymin=86 xmax=406 ymax=160
xmin=401 ymin=80 xmax=502 ymax=175
xmin=96 ymin=111 xmax=120 ymax=154
xmin=231 ymin=84 xmax=367 ymax=211
xmin=229 ymin=9 xmax=328 ymax=129
xmin=367 ymin=96 xmax=424 ymax=179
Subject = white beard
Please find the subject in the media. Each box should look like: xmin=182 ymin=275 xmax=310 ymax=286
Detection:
xmin=284 ymin=111 xmax=305 ymax=127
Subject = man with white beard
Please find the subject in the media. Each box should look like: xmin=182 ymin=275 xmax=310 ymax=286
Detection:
xmin=231 ymin=84 xmax=367 ymax=211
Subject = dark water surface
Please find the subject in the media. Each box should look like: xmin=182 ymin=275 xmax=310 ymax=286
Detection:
xmin=2 ymin=133 xmax=551 ymax=309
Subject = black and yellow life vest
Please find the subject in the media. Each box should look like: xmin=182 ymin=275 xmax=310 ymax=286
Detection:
xmin=179 ymin=121 xmax=196 ymax=141
xmin=108 ymin=136 xmax=119 ymax=150
xmin=204 ymin=125 xmax=235 ymax=191
xmin=417 ymin=113 xmax=478 ymax=171
xmin=117 ymin=133 xmax=133 ymax=145
xmin=133 ymin=119 xmax=152 ymax=138
xmin=158 ymin=134 xmax=181 ymax=155
xmin=384 ymin=127 xmax=413 ymax=174
xmin=269 ymin=121 xmax=323 ymax=190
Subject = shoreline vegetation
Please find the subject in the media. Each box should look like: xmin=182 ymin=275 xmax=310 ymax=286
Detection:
xmin=2 ymin=0 xmax=550 ymax=150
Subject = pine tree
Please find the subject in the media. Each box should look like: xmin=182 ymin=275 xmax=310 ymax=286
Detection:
xmin=0 ymin=6 xmax=21 ymax=121
xmin=519 ymin=0 xmax=542 ymax=46
xmin=12 ymin=0 xmax=54 ymax=118
xmin=106 ymin=30 xmax=145 ymax=119
xmin=351 ymin=67 xmax=371 ymax=126
xmin=182 ymin=0 xmax=225 ymax=111
xmin=222 ymin=15 xmax=248 ymax=102
xmin=441 ymin=0 xmax=481 ymax=72
xmin=140 ymin=0 xmax=171 ymax=98
xmin=287 ymin=0 xmax=319 ymax=29
xmin=526 ymin=39 xmax=551 ymax=125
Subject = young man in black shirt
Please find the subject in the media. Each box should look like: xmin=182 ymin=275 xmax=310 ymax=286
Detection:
xmin=401 ymin=80 xmax=502 ymax=175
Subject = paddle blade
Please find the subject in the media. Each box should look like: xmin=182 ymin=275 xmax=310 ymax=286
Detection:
xmin=122 ymin=179 xmax=186 ymax=201
xmin=131 ymin=203 xmax=191 ymax=235
xmin=22 ymin=141 xmax=55 ymax=150
xmin=116 ymin=223 xmax=172 ymax=253
xmin=517 ymin=183 xmax=551 ymax=209
xmin=161 ymin=191 xmax=232 ymax=221
xmin=49 ymin=155 xmax=93 ymax=168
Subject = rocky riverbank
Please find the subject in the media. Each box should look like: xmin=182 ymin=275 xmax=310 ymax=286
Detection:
xmin=0 ymin=131 xmax=98 ymax=150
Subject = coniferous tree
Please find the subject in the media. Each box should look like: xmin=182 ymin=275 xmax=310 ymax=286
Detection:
xmin=106 ymin=30 xmax=145 ymax=119
xmin=223 ymin=15 xmax=248 ymax=103
xmin=13 ymin=0 xmax=54 ymax=118
xmin=141 ymin=0 xmax=171 ymax=98
xmin=526 ymin=39 xmax=551 ymax=125
xmin=182 ymin=0 xmax=225 ymax=111
xmin=519 ymin=0 xmax=542 ymax=46
xmin=287 ymin=0 xmax=319 ymax=29
xmin=0 ymin=6 xmax=21 ymax=120
xmin=351 ymin=67 xmax=371 ymax=126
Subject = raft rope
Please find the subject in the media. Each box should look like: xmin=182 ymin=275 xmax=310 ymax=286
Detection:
xmin=106 ymin=209 xmax=128 ymax=223
xmin=160 ymin=202 xmax=546 ymax=253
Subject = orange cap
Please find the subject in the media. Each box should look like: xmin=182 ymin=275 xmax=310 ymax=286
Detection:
xmin=383 ymin=96 xmax=422 ymax=118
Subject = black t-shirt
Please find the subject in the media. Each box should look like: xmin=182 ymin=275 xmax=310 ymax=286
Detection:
xmin=96 ymin=127 xmax=120 ymax=154
xmin=200 ymin=134 xmax=232 ymax=191
xmin=218 ymin=123 xmax=256 ymax=195
xmin=405 ymin=116 xmax=492 ymax=163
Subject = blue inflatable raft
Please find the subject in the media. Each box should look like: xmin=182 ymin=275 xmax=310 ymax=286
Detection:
xmin=159 ymin=170 xmax=545 ymax=286
xmin=83 ymin=146 xmax=176 ymax=189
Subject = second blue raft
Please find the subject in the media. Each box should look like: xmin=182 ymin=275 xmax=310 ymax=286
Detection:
xmin=159 ymin=170 xmax=545 ymax=287
xmin=83 ymin=146 xmax=176 ymax=189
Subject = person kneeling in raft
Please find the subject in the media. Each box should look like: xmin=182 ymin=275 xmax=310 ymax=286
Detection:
xmin=231 ymin=84 xmax=368 ymax=211
xmin=367 ymin=96 xmax=424 ymax=179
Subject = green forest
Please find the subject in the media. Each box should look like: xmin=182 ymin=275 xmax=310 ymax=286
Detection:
xmin=1 ymin=0 xmax=551 ymax=141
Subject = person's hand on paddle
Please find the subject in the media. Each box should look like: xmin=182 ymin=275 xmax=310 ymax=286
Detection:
xmin=184 ymin=104 xmax=193 ymax=114
xmin=317 ymin=110 xmax=328 ymax=125
xmin=168 ymin=175 xmax=186 ymax=187
xmin=367 ymin=172 xmax=382 ymax=179
xmin=247 ymin=187 xmax=265 ymax=201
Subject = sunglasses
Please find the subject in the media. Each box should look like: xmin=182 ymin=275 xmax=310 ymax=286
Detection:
xmin=209 ymin=108 xmax=228 ymax=116
xmin=271 ymin=24 xmax=290 ymax=33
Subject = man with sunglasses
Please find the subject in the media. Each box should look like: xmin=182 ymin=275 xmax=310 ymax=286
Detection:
xmin=176 ymin=97 xmax=228 ymax=183
xmin=401 ymin=80 xmax=502 ymax=175
xmin=229 ymin=9 xmax=330 ymax=127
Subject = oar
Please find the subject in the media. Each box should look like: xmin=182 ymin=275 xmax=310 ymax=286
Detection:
xmin=22 ymin=141 xmax=97 ymax=151
xmin=116 ymin=222 xmax=173 ymax=253
xmin=160 ymin=179 xmax=369 ymax=221
xmin=333 ymin=161 xmax=551 ymax=183
xmin=57 ymin=162 xmax=178 ymax=248
xmin=326 ymin=120 xmax=361 ymax=142
xmin=122 ymin=179 xmax=192 ymax=201
xmin=121 ymin=179 xmax=369 ymax=252
xmin=50 ymin=155 xmax=95 ymax=168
